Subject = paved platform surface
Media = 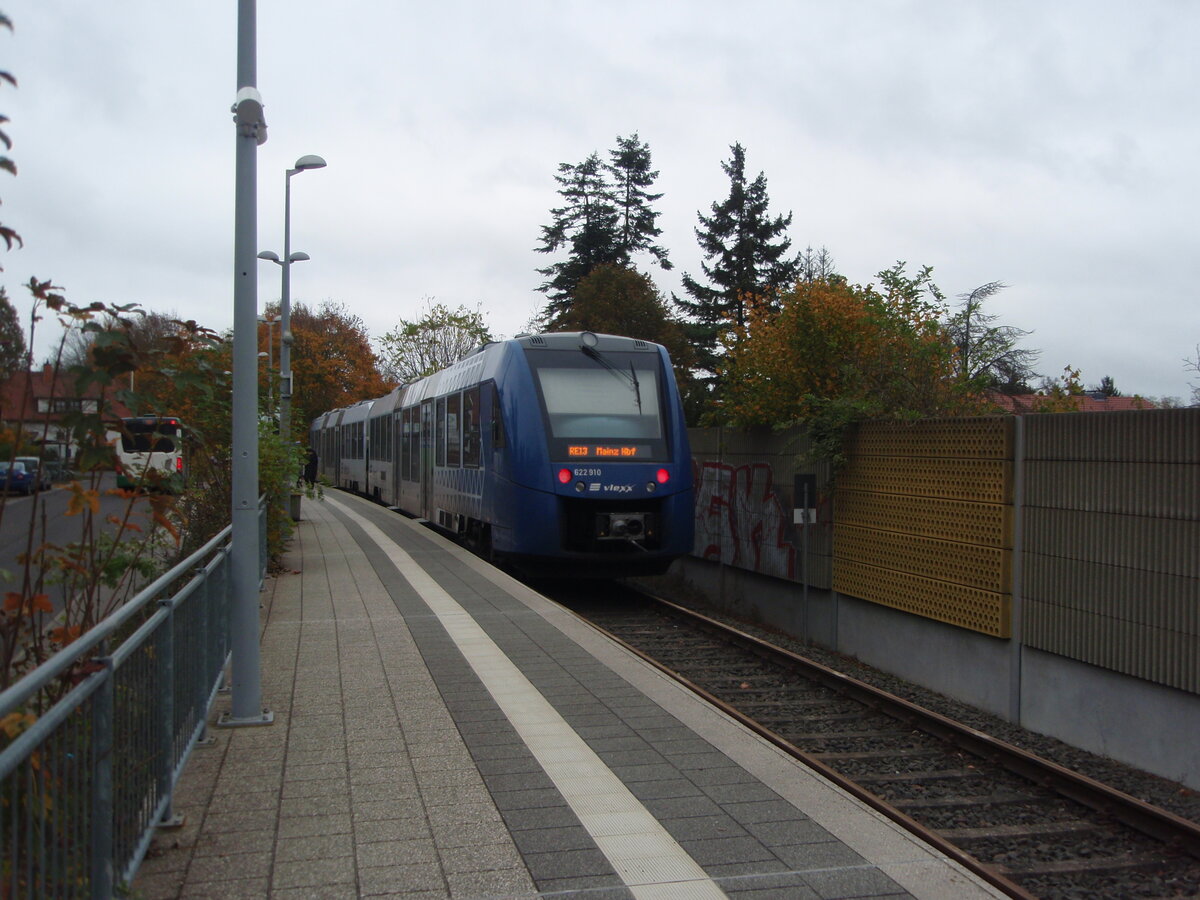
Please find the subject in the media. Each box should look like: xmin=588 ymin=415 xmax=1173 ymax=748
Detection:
xmin=132 ymin=491 xmax=1006 ymax=899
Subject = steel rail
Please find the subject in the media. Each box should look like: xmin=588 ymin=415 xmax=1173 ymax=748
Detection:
xmin=572 ymin=591 xmax=1200 ymax=898
xmin=644 ymin=595 xmax=1200 ymax=857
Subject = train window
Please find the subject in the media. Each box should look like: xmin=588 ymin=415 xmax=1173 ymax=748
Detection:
xmin=446 ymin=393 xmax=461 ymax=467
xmin=435 ymin=397 xmax=447 ymax=467
xmin=490 ymin=382 xmax=505 ymax=449
xmin=525 ymin=349 xmax=669 ymax=461
xmin=396 ymin=410 xmax=405 ymax=475
xmin=463 ymin=386 xmax=480 ymax=467
xmin=373 ymin=415 xmax=387 ymax=462
xmin=409 ymin=407 xmax=419 ymax=481
xmin=530 ymin=353 xmax=662 ymax=438
xmin=400 ymin=408 xmax=410 ymax=481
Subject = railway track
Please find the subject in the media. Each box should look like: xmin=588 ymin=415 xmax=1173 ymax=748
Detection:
xmin=552 ymin=587 xmax=1200 ymax=900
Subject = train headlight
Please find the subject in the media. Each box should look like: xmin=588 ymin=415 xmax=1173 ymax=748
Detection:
xmin=557 ymin=468 xmax=571 ymax=484
xmin=575 ymin=481 xmax=586 ymax=492
xmin=656 ymin=468 xmax=670 ymax=484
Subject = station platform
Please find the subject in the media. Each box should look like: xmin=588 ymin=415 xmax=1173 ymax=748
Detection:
xmin=132 ymin=491 xmax=1006 ymax=899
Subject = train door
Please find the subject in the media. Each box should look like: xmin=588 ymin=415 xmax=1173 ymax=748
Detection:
xmin=391 ymin=410 xmax=402 ymax=507
xmin=335 ymin=425 xmax=343 ymax=487
xmin=420 ymin=399 xmax=434 ymax=519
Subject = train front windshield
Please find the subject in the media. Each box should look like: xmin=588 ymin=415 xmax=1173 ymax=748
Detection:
xmin=526 ymin=348 xmax=670 ymax=461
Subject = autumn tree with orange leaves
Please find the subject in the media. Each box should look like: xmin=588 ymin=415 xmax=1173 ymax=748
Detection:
xmin=285 ymin=300 xmax=392 ymax=438
xmin=718 ymin=263 xmax=986 ymax=467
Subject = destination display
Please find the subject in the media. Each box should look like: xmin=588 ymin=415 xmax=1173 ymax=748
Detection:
xmin=567 ymin=444 xmax=651 ymax=459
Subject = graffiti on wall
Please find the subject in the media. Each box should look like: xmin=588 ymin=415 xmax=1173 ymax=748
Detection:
xmin=694 ymin=459 xmax=796 ymax=580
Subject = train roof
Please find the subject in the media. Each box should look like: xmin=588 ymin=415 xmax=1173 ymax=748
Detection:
xmin=515 ymin=331 xmax=662 ymax=353
xmin=311 ymin=332 xmax=670 ymax=425
xmin=335 ymin=398 xmax=375 ymax=425
xmin=365 ymin=386 xmax=404 ymax=419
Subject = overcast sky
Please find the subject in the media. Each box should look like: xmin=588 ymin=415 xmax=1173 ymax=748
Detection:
xmin=5 ymin=1 xmax=1198 ymax=402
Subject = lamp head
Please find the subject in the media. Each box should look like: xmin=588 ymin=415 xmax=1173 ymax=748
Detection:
xmin=257 ymin=250 xmax=281 ymax=263
xmin=291 ymin=154 xmax=327 ymax=173
xmin=289 ymin=252 xmax=311 ymax=263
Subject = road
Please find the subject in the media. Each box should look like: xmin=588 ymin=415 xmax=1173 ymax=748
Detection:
xmin=0 ymin=472 xmax=166 ymax=615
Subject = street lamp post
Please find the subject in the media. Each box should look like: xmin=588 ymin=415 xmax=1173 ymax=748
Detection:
xmin=226 ymin=0 xmax=272 ymax=729
xmin=257 ymin=351 xmax=271 ymax=410
xmin=257 ymin=314 xmax=278 ymax=411
xmin=263 ymin=154 xmax=325 ymax=442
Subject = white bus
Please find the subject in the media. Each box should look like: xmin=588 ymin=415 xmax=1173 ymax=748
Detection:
xmin=115 ymin=416 xmax=187 ymax=492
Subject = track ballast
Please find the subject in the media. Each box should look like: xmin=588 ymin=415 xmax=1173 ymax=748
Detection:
xmin=546 ymin=584 xmax=1200 ymax=900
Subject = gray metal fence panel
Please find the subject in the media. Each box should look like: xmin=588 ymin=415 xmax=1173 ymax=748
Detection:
xmin=0 ymin=504 xmax=254 ymax=898
xmin=1022 ymin=409 xmax=1199 ymax=694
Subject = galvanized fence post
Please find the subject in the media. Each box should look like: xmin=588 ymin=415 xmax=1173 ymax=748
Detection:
xmin=89 ymin=658 xmax=115 ymax=900
xmin=156 ymin=602 xmax=185 ymax=828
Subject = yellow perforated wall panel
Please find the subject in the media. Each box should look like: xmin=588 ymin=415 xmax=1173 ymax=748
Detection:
xmin=834 ymin=560 xmax=1011 ymax=637
xmin=836 ymin=490 xmax=1011 ymax=548
xmin=847 ymin=417 xmax=1013 ymax=459
xmin=834 ymin=524 xmax=1010 ymax=593
xmin=837 ymin=457 xmax=1011 ymax=505
xmin=833 ymin=418 xmax=1014 ymax=638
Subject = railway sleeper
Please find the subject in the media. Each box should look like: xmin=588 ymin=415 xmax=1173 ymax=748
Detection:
xmin=852 ymin=767 xmax=988 ymax=784
xmin=894 ymin=791 xmax=1038 ymax=811
xmin=939 ymin=819 xmax=1102 ymax=841
xmin=785 ymin=728 xmax=928 ymax=743
xmin=811 ymin=747 xmax=948 ymax=762
xmin=998 ymin=851 xmax=1179 ymax=878
xmin=726 ymin=693 xmax=842 ymax=707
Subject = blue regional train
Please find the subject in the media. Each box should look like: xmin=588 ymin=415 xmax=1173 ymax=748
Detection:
xmin=309 ymin=332 xmax=694 ymax=577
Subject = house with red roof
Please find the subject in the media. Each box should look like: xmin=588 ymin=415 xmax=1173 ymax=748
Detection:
xmin=984 ymin=391 xmax=1157 ymax=413
xmin=0 ymin=364 xmax=132 ymax=459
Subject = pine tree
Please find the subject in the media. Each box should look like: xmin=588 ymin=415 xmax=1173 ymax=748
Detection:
xmin=607 ymin=134 xmax=671 ymax=272
xmin=677 ymin=143 xmax=801 ymax=378
xmin=535 ymin=135 xmax=669 ymax=323
xmin=535 ymin=153 xmax=620 ymax=319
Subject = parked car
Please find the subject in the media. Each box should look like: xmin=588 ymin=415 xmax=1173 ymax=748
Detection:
xmin=0 ymin=461 xmax=33 ymax=495
xmin=14 ymin=456 xmax=52 ymax=492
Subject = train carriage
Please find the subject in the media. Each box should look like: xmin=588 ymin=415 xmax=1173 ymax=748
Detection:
xmin=310 ymin=332 xmax=693 ymax=577
xmin=332 ymin=399 xmax=373 ymax=493
xmin=365 ymin=387 xmax=403 ymax=504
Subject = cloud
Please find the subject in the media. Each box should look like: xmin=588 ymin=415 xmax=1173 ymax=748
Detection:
xmin=3 ymin=0 xmax=1197 ymax=401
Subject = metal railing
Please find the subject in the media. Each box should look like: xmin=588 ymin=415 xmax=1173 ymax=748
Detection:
xmin=0 ymin=503 xmax=265 ymax=899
